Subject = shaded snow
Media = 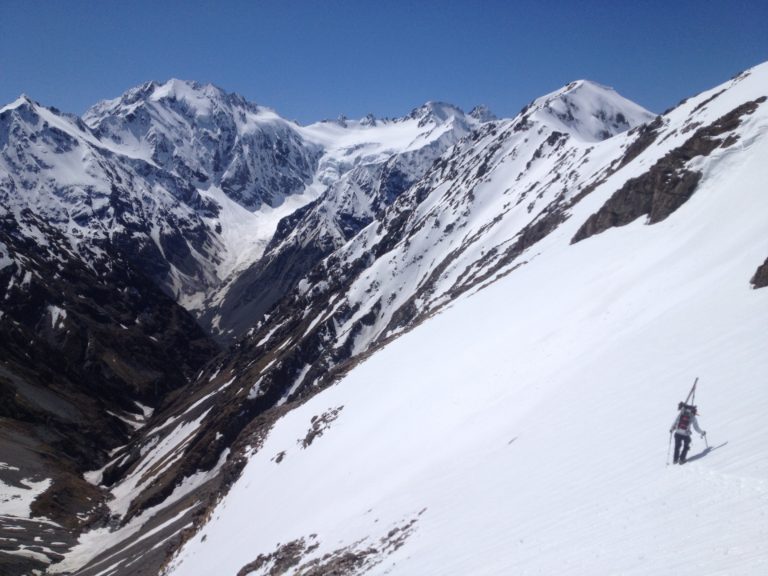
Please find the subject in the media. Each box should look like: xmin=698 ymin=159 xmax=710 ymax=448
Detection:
xmin=0 ymin=241 xmax=13 ymax=270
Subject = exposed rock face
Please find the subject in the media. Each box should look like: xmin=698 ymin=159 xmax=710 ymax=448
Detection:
xmin=572 ymin=97 xmax=766 ymax=243
xmin=0 ymin=208 xmax=218 ymax=573
xmin=571 ymin=165 xmax=702 ymax=244
xmin=751 ymin=257 xmax=768 ymax=288
xmin=235 ymin=512 xmax=422 ymax=576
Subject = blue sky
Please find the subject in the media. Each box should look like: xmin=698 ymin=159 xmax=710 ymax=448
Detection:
xmin=1 ymin=0 xmax=766 ymax=123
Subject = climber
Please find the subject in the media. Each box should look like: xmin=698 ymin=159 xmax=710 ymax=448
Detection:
xmin=670 ymin=402 xmax=706 ymax=464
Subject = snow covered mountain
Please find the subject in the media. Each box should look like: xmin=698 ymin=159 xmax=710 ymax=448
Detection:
xmin=161 ymin=65 xmax=768 ymax=576
xmin=205 ymin=78 xmax=656 ymax=401
xmin=2 ymin=62 xmax=767 ymax=576
xmin=83 ymin=79 xmax=320 ymax=213
xmin=202 ymin=101 xmax=487 ymax=340
xmin=1 ymin=80 xmax=494 ymax=336
xmin=0 ymin=80 xmax=496 ymax=573
xmin=0 ymin=91 xmax=218 ymax=305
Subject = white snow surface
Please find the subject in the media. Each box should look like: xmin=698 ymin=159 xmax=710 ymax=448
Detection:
xmin=0 ymin=475 xmax=52 ymax=518
xmin=166 ymin=70 xmax=768 ymax=575
xmin=530 ymin=79 xmax=656 ymax=140
xmin=47 ymin=305 xmax=67 ymax=329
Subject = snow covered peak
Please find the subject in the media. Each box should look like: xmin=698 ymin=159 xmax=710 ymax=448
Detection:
xmin=147 ymin=78 xmax=254 ymax=116
xmin=407 ymin=101 xmax=467 ymax=126
xmin=0 ymin=94 xmax=36 ymax=114
xmin=359 ymin=113 xmax=379 ymax=127
xmin=84 ymin=78 xmax=260 ymax=128
xmin=151 ymin=78 xmax=215 ymax=98
xmin=469 ymin=104 xmax=497 ymax=123
xmin=0 ymin=92 xmax=90 ymax=144
xmin=81 ymin=79 xmax=320 ymax=213
xmin=526 ymin=79 xmax=655 ymax=141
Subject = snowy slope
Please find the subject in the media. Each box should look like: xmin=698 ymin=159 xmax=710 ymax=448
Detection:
xmin=16 ymin=77 xmax=660 ymax=575
xmin=163 ymin=68 xmax=768 ymax=576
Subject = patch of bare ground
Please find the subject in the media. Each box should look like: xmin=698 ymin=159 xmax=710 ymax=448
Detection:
xmin=300 ymin=406 xmax=344 ymax=449
xmin=751 ymin=257 xmax=768 ymax=289
xmin=237 ymin=510 xmax=426 ymax=576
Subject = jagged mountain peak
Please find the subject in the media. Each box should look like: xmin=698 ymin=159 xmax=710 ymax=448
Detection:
xmin=0 ymin=95 xmax=42 ymax=132
xmin=322 ymin=101 xmax=476 ymax=131
xmin=84 ymin=78 xmax=263 ymax=126
xmin=0 ymin=93 xmax=37 ymax=114
xmin=147 ymin=78 xmax=259 ymax=116
xmin=359 ymin=112 xmax=379 ymax=127
xmin=469 ymin=104 xmax=497 ymax=122
xmin=523 ymin=78 xmax=655 ymax=141
xmin=0 ymin=91 xmax=92 ymax=148
xmin=407 ymin=100 xmax=467 ymax=125
xmin=0 ymin=94 xmax=67 ymax=127
xmin=319 ymin=112 xmax=386 ymax=129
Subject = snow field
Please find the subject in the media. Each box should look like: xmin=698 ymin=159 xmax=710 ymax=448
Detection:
xmin=166 ymin=102 xmax=768 ymax=575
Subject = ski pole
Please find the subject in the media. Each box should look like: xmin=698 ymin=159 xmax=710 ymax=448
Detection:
xmin=666 ymin=432 xmax=673 ymax=465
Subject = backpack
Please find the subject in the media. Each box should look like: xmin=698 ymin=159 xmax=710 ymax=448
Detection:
xmin=677 ymin=410 xmax=691 ymax=431
xmin=676 ymin=402 xmax=696 ymax=431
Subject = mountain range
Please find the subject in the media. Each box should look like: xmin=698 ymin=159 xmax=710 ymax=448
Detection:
xmin=1 ymin=62 xmax=766 ymax=576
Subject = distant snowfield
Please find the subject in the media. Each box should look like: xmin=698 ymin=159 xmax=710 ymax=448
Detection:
xmin=165 ymin=102 xmax=768 ymax=574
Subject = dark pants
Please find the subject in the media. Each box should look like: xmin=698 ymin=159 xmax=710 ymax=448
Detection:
xmin=673 ymin=433 xmax=691 ymax=463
